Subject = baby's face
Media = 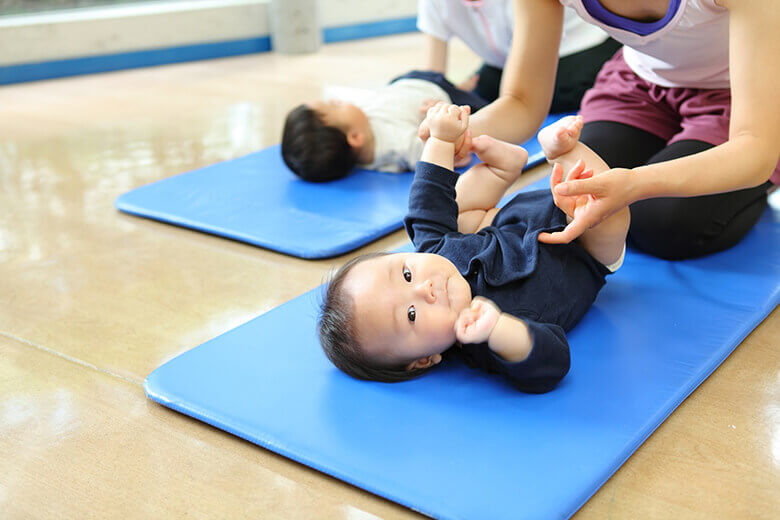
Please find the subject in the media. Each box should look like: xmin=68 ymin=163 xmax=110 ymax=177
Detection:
xmin=344 ymin=253 xmax=473 ymax=369
xmin=308 ymin=99 xmax=368 ymax=133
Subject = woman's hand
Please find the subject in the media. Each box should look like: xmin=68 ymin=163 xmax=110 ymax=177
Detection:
xmin=454 ymin=297 xmax=501 ymax=345
xmin=538 ymin=166 xmax=636 ymax=244
xmin=547 ymin=160 xmax=594 ymax=219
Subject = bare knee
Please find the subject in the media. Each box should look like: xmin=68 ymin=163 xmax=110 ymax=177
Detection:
xmin=458 ymin=210 xmax=488 ymax=234
xmin=476 ymin=208 xmax=500 ymax=232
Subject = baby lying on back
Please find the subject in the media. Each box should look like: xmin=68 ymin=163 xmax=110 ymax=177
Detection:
xmin=318 ymin=104 xmax=629 ymax=392
xmin=281 ymin=71 xmax=486 ymax=182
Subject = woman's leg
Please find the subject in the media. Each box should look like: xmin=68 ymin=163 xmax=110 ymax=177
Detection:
xmin=390 ymin=70 xmax=488 ymax=112
xmin=579 ymin=121 xmax=666 ymax=169
xmin=551 ymin=38 xmax=622 ymax=113
xmin=576 ymin=50 xmax=679 ymax=167
xmin=473 ymin=38 xmax=622 ymax=110
xmin=628 ymin=140 xmax=771 ymax=260
xmin=473 ymin=63 xmax=503 ymax=104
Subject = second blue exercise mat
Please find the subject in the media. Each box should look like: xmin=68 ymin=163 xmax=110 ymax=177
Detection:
xmin=145 ymin=187 xmax=779 ymax=519
xmin=115 ymin=114 xmax=568 ymax=259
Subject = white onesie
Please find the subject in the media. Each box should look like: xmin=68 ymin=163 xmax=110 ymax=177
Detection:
xmin=357 ymin=79 xmax=451 ymax=173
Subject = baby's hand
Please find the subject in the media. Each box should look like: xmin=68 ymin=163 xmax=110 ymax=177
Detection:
xmin=423 ymin=102 xmax=469 ymax=144
xmin=454 ymin=297 xmax=500 ymax=345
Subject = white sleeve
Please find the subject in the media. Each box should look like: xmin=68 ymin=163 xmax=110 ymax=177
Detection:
xmin=417 ymin=0 xmax=451 ymax=42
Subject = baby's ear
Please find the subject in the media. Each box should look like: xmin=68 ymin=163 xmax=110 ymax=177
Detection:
xmin=346 ymin=130 xmax=365 ymax=150
xmin=405 ymin=354 xmax=443 ymax=371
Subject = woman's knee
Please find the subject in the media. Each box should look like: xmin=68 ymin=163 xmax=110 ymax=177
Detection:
xmin=627 ymin=198 xmax=697 ymax=259
xmin=579 ymin=121 xmax=666 ymax=169
xmin=628 ymin=140 xmax=769 ymax=259
xmin=628 ymin=193 xmax=769 ymax=260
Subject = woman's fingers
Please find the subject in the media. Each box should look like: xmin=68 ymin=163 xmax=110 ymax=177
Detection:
xmin=538 ymin=210 xmax=597 ymax=244
xmin=455 ymin=129 xmax=472 ymax=159
xmin=555 ymin=175 xmax=602 ymax=197
xmin=459 ymin=105 xmax=470 ymax=128
xmin=538 ymin=223 xmax=583 ymax=244
xmin=565 ymin=159 xmax=586 ymax=181
xmin=550 ymin=163 xmax=564 ymax=188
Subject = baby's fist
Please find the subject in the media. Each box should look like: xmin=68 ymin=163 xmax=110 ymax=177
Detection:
xmin=454 ymin=297 xmax=500 ymax=345
xmin=424 ymin=103 xmax=469 ymax=143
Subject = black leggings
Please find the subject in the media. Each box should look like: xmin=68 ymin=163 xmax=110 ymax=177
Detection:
xmin=473 ymin=37 xmax=623 ymax=111
xmin=579 ymin=121 xmax=772 ymax=260
xmin=390 ymin=70 xmax=488 ymax=112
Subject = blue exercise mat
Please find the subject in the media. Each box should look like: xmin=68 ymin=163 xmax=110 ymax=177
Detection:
xmin=145 ymin=184 xmax=779 ymax=520
xmin=116 ymin=114 xmax=570 ymax=259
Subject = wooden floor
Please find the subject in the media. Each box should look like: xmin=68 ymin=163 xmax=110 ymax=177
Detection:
xmin=0 ymin=32 xmax=777 ymax=519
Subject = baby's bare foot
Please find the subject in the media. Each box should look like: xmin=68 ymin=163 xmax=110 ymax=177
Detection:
xmin=538 ymin=115 xmax=583 ymax=160
xmin=470 ymin=135 xmax=529 ymax=183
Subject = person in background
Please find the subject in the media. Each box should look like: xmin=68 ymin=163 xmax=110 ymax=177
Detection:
xmin=282 ymin=71 xmax=484 ymax=182
xmin=418 ymin=0 xmax=620 ymax=111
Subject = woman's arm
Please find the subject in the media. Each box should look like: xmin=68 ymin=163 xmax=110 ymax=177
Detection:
xmin=423 ymin=34 xmax=448 ymax=73
xmin=468 ymin=0 xmax=564 ymax=143
xmin=646 ymin=0 xmax=780 ymax=193
xmin=545 ymin=0 xmax=780 ymax=244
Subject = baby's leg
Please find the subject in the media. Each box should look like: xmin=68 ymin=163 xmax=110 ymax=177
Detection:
xmin=539 ymin=116 xmax=630 ymax=267
xmin=538 ymin=115 xmax=584 ymax=163
xmin=456 ymin=135 xmax=528 ymax=233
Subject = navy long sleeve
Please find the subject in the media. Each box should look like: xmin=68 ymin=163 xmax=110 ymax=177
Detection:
xmin=404 ymin=161 xmax=610 ymax=392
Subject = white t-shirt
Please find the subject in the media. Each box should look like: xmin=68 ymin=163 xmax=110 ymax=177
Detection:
xmin=357 ymin=79 xmax=451 ymax=173
xmin=559 ymin=0 xmax=729 ymax=88
xmin=417 ymin=0 xmax=609 ymax=67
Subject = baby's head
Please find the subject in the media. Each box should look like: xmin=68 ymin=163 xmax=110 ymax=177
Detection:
xmin=281 ymin=100 xmax=371 ymax=182
xmin=318 ymin=251 xmax=473 ymax=382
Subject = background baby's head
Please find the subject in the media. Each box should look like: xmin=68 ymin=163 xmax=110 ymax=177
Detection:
xmin=318 ymin=251 xmax=473 ymax=383
xmin=281 ymin=100 xmax=372 ymax=182
xmin=281 ymin=104 xmax=356 ymax=182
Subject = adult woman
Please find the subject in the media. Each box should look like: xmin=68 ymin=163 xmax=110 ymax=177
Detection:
xmin=467 ymin=0 xmax=779 ymax=259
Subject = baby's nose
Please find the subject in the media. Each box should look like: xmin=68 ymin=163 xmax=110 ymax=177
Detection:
xmin=416 ymin=280 xmax=436 ymax=303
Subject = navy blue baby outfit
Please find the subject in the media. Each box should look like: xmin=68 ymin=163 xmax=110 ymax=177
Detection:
xmin=405 ymin=162 xmax=611 ymax=393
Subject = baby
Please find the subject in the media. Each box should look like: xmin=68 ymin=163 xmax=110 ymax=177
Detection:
xmin=281 ymin=71 xmax=485 ymax=182
xmin=319 ymin=104 xmax=629 ymax=392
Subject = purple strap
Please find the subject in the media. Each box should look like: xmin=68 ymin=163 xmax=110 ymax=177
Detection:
xmin=581 ymin=0 xmax=682 ymax=36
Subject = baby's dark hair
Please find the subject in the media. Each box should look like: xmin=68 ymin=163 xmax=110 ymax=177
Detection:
xmin=281 ymin=104 xmax=357 ymax=182
xmin=318 ymin=252 xmax=431 ymax=383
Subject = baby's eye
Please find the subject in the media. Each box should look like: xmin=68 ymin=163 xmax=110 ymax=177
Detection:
xmin=407 ymin=305 xmax=416 ymax=323
xmin=403 ymin=266 xmax=412 ymax=282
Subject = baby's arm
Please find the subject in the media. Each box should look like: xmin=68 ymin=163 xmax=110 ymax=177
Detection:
xmin=537 ymin=116 xmax=629 ymax=267
xmin=455 ymin=297 xmax=571 ymax=393
xmin=419 ymin=102 xmax=469 ymax=171
xmin=455 ymin=297 xmax=532 ymax=362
